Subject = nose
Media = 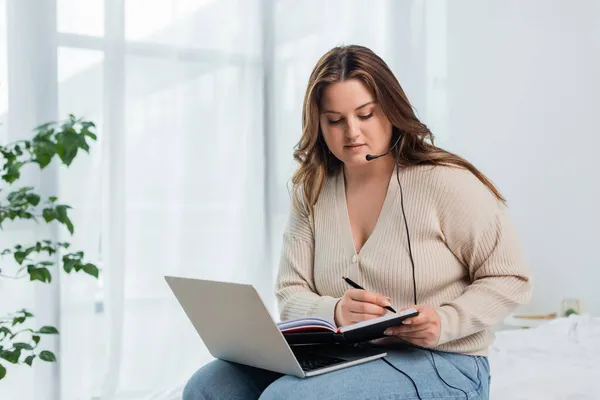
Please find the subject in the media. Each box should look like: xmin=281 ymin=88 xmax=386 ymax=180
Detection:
xmin=346 ymin=118 xmax=361 ymax=141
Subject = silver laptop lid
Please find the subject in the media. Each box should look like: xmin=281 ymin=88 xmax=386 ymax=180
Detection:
xmin=164 ymin=276 xmax=304 ymax=377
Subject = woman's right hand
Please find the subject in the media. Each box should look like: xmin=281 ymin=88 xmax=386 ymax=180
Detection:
xmin=334 ymin=289 xmax=392 ymax=327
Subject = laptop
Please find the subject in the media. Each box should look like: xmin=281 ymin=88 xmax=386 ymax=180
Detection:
xmin=164 ymin=275 xmax=387 ymax=378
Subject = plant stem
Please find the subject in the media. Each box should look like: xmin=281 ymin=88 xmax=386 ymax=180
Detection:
xmin=0 ymin=273 xmax=27 ymax=279
xmin=8 ymin=328 xmax=34 ymax=338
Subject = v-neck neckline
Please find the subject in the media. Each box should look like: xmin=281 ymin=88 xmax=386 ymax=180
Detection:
xmin=336 ymin=168 xmax=398 ymax=257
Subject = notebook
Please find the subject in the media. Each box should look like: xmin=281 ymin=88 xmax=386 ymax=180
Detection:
xmin=278 ymin=308 xmax=419 ymax=345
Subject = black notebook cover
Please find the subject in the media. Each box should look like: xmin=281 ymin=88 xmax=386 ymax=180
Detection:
xmin=280 ymin=309 xmax=419 ymax=345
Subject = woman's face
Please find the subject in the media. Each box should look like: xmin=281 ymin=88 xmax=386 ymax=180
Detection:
xmin=319 ymin=78 xmax=393 ymax=168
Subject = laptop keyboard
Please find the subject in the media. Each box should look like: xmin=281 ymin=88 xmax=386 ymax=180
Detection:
xmin=293 ymin=351 xmax=348 ymax=372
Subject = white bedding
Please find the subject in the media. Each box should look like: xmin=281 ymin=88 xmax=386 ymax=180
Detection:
xmin=489 ymin=315 xmax=600 ymax=399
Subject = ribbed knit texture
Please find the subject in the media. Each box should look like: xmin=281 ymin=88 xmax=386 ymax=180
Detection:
xmin=275 ymin=164 xmax=532 ymax=356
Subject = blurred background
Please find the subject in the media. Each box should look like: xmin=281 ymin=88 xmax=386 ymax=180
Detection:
xmin=0 ymin=0 xmax=598 ymax=399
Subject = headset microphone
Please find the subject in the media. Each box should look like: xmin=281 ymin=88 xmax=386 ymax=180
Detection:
xmin=365 ymin=134 xmax=403 ymax=161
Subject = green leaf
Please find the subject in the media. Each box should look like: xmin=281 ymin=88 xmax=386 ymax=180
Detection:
xmin=32 ymin=335 xmax=40 ymax=344
xmin=42 ymin=208 xmax=57 ymax=222
xmin=39 ymin=350 xmax=56 ymax=362
xmin=81 ymin=121 xmax=96 ymax=130
xmin=7 ymin=188 xmax=25 ymax=205
xmin=24 ymin=355 xmax=35 ymax=367
xmin=79 ymin=136 xmax=90 ymax=153
xmin=26 ymin=193 xmax=41 ymax=206
xmin=17 ymin=210 xmax=35 ymax=220
xmin=14 ymin=251 xmax=27 ymax=264
xmin=11 ymin=316 xmax=26 ymax=326
xmin=39 ymin=261 xmax=54 ymax=267
xmin=84 ymin=131 xmax=97 ymax=140
xmin=48 ymin=196 xmax=57 ymax=202
xmin=13 ymin=342 xmax=34 ymax=351
xmin=43 ymin=268 xmax=52 ymax=282
xmin=82 ymin=263 xmax=99 ymax=278
xmin=55 ymin=205 xmax=68 ymax=221
xmin=28 ymin=267 xmax=52 ymax=283
xmin=2 ymin=162 xmax=21 ymax=184
xmin=56 ymin=129 xmax=79 ymax=166
xmin=62 ymin=258 xmax=76 ymax=273
xmin=55 ymin=205 xmax=74 ymax=234
xmin=0 ymin=327 xmax=12 ymax=338
xmin=1 ymin=153 xmax=15 ymax=167
xmin=1 ymin=349 xmax=21 ymax=364
xmin=33 ymin=140 xmax=57 ymax=169
xmin=38 ymin=326 xmax=59 ymax=335
xmin=19 ymin=309 xmax=33 ymax=317
xmin=0 ymin=362 xmax=6 ymax=379
xmin=64 ymin=217 xmax=74 ymax=234
xmin=14 ymin=247 xmax=34 ymax=264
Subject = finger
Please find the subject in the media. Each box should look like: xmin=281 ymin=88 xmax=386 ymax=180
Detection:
xmin=348 ymin=300 xmax=387 ymax=316
xmin=395 ymin=331 xmax=430 ymax=339
xmin=402 ymin=312 xmax=430 ymax=326
xmin=385 ymin=325 xmax=429 ymax=335
xmin=348 ymin=289 xmax=391 ymax=308
xmin=348 ymin=313 xmax=382 ymax=324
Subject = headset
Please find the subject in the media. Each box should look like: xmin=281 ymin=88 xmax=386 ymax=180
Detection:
xmin=364 ymin=132 xmax=469 ymax=400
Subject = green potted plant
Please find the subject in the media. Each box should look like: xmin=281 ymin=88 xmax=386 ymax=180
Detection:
xmin=0 ymin=114 xmax=99 ymax=381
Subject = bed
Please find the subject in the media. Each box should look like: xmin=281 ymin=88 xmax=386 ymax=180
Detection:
xmin=488 ymin=314 xmax=600 ymax=399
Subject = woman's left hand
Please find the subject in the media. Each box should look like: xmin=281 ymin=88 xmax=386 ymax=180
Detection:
xmin=383 ymin=305 xmax=441 ymax=348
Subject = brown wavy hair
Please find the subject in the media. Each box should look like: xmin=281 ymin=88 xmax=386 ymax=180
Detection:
xmin=291 ymin=44 xmax=505 ymax=214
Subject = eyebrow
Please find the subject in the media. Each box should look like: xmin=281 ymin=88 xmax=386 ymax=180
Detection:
xmin=323 ymin=101 xmax=376 ymax=115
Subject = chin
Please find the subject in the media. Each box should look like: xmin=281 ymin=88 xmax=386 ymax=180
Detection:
xmin=340 ymin=152 xmax=370 ymax=167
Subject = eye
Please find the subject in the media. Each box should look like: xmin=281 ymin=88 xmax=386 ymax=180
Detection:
xmin=328 ymin=119 xmax=343 ymax=125
xmin=359 ymin=113 xmax=373 ymax=120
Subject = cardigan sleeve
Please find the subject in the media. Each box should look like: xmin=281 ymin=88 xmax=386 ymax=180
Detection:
xmin=434 ymin=167 xmax=533 ymax=345
xmin=274 ymin=194 xmax=340 ymax=323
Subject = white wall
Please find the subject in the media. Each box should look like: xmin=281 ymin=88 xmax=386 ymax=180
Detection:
xmin=441 ymin=0 xmax=600 ymax=315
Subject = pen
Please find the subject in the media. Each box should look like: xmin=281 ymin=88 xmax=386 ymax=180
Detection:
xmin=342 ymin=276 xmax=397 ymax=313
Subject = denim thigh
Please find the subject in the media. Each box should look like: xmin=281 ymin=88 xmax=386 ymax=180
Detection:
xmin=182 ymin=359 xmax=282 ymax=400
xmin=260 ymin=346 xmax=490 ymax=400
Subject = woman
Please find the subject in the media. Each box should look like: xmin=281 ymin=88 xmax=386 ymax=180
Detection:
xmin=183 ymin=45 xmax=532 ymax=400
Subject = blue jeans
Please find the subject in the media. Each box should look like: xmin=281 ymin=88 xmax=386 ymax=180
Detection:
xmin=183 ymin=346 xmax=490 ymax=399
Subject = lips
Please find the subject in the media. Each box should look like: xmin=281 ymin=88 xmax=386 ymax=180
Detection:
xmin=344 ymin=144 xmax=365 ymax=148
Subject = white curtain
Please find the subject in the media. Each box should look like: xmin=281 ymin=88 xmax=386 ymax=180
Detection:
xmin=1 ymin=0 xmax=266 ymax=399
